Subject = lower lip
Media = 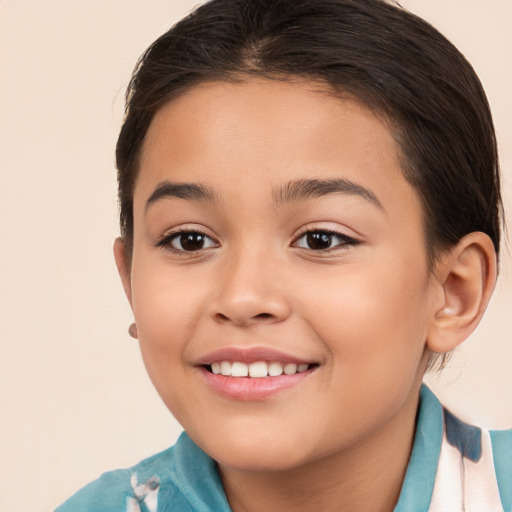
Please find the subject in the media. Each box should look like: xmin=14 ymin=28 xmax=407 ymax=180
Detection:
xmin=198 ymin=367 xmax=315 ymax=400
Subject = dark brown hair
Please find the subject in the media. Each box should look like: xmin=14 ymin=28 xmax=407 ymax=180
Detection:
xmin=116 ymin=0 xmax=502 ymax=265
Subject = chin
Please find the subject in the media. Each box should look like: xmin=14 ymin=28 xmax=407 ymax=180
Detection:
xmin=215 ymin=447 xmax=309 ymax=473
xmin=192 ymin=425 xmax=315 ymax=473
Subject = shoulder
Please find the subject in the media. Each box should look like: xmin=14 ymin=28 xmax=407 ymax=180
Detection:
xmin=54 ymin=433 xmax=229 ymax=512
xmin=397 ymin=386 xmax=512 ymax=512
xmin=442 ymin=406 xmax=512 ymax=482
xmin=489 ymin=427 xmax=512 ymax=512
xmin=431 ymin=395 xmax=512 ymax=512
xmin=54 ymin=445 xmax=193 ymax=512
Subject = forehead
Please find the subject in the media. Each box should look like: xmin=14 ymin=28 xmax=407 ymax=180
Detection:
xmin=136 ymin=78 xmax=417 ymax=216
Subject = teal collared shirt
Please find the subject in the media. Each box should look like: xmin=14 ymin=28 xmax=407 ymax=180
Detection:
xmin=56 ymin=386 xmax=512 ymax=512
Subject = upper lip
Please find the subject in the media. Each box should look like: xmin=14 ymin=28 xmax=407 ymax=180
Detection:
xmin=195 ymin=346 xmax=315 ymax=366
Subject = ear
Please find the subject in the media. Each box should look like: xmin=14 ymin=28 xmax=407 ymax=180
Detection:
xmin=427 ymin=232 xmax=497 ymax=354
xmin=113 ymin=237 xmax=133 ymax=307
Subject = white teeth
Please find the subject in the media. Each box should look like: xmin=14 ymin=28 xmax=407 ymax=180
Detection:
xmin=231 ymin=362 xmax=249 ymax=377
xmin=283 ymin=363 xmax=297 ymax=375
xmin=249 ymin=361 xmax=268 ymax=378
xmin=211 ymin=361 xmax=311 ymax=377
xmin=220 ymin=361 xmax=232 ymax=376
xmin=268 ymin=362 xmax=284 ymax=376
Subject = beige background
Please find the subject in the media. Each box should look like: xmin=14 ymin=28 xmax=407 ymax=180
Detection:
xmin=0 ymin=1 xmax=510 ymax=510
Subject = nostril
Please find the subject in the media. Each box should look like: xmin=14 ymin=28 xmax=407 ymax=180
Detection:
xmin=214 ymin=311 xmax=275 ymax=324
xmin=255 ymin=313 xmax=273 ymax=320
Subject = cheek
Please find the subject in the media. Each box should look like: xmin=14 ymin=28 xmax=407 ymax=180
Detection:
xmin=298 ymin=264 xmax=432 ymax=438
xmin=131 ymin=270 xmax=204 ymax=417
xmin=302 ymin=260 xmax=432 ymax=367
xmin=129 ymin=260 xmax=209 ymax=388
xmin=131 ymin=255 xmax=206 ymax=332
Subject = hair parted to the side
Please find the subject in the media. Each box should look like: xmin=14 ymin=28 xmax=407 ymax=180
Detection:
xmin=116 ymin=0 xmax=503 ymax=267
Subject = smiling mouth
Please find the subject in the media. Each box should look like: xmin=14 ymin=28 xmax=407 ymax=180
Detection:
xmin=205 ymin=361 xmax=317 ymax=377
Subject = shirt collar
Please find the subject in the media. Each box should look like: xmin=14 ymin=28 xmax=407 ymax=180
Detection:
xmin=394 ymin=384 xmax=443 ymax=512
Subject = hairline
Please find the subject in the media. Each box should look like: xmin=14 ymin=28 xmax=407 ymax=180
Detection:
xmin=121 ymin=73 xmax=442 ymax=269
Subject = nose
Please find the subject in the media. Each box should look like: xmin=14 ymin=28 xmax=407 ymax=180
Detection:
xmin=209 ymin=249 xmax=291 ymax=327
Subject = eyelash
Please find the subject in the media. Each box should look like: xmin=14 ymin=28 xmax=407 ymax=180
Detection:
xmin=156 ymin=229 xmax=218 ymax=255
xmin=292 ymin=229 xmax=360 ymax=253
xmin=156 ymin=228 xmax=360 ymax=255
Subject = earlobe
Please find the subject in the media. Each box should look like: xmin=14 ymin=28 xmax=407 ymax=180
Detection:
xmin=427 ymin=232 xmax=497 ymax=354
xmin=113 ymin=237 xmax=133 ymax=307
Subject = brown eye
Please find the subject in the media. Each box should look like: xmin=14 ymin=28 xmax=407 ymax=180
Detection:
xmin=168 ymin=231 xmax=217 ymax=252
xmin=306 ymin=232 xmax=333 ymax=250
xmin=294 ymin=230 xmax=359 ymax=251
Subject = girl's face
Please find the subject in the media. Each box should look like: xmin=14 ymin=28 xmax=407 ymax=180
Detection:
xmin=121 ymin=79 xmax=441 ymax=472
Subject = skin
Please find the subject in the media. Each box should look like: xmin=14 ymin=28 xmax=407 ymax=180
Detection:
xmin=114 ymin=79 xmax=496 ymax=512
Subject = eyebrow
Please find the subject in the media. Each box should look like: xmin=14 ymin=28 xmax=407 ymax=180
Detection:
xmin=145 ymin=181 xmax=216 ymax=211
xmin=145 ymin=177 xmax=383 ymax=211
xmin=272 ymin=178 xmax=383 ymax=209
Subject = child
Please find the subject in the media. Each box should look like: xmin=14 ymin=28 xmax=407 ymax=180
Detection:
xmin=56 ymin=0 xmax=511 ymax=510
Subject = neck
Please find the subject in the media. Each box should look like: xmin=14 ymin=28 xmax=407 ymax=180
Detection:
xmin=219 ymin=386 xmax=421 ymax=512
